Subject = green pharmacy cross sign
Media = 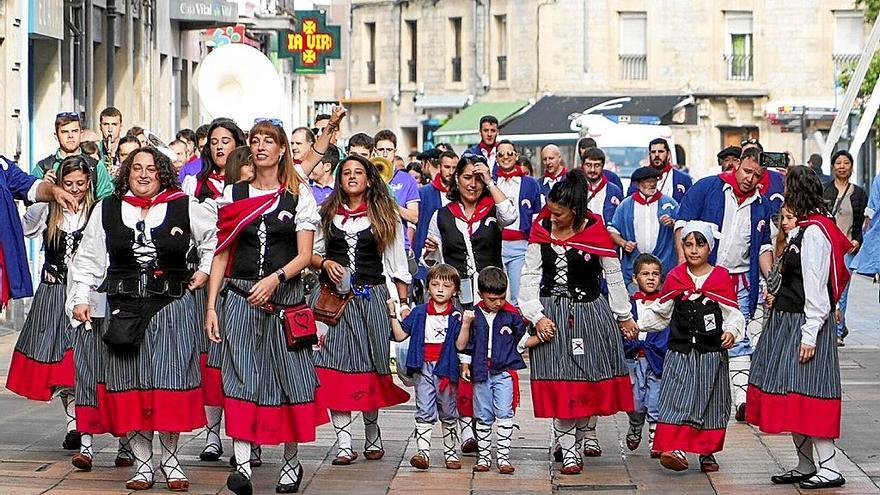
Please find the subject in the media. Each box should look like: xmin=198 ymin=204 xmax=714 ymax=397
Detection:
xmin=278 ymin=10 xmax=342 ymax=74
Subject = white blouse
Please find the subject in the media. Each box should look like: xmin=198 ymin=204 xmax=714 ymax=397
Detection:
xmin=313 ymin=213 xmax=412 ymax=285
xmin=22 ymin=202 xmax=89 ymax=239
xmin=793 ymin=225 xmax=833 ymax=347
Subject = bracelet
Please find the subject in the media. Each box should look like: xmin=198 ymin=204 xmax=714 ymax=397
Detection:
xmin=311 ymin=143 xmax=326 ymax=156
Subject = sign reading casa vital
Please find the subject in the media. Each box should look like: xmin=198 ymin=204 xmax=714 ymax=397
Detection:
xmin=278 ymin=10 xmax=342 ymax=74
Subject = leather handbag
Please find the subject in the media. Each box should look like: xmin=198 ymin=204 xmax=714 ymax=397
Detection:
xmin=313 ymin=283 xmax=352 ymax=326
xmin=224 ymin=283 xmax=318 ymax=351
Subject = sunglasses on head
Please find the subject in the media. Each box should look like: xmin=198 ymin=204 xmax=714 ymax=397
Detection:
xmin=254 ymin=117 xmax=283 ymax=128
xmin=56 ymin=112 xmax=80 ymax=120
xmin=741 ymin=138 xmax=759 ymax=146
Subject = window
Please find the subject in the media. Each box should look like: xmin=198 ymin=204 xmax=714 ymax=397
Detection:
xmin=450 ymin=17 xmax=462 ymax=82
xmin=495 ymin=15 xmax=508 ymax=81
xmin=724 ymin=11 xmax=753 ymax=80
xmin=618 ymin=12 xmax=646 ymax=80
xmin=834 ymin=11 xmax=864 ymax=74
xmin=365 ymin=22 xmax=376 ymax=85
xmin=406 ymin=20 xmax=417 ymax=83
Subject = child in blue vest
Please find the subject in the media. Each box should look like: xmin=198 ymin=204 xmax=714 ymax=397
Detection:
xmin=457 ymin=266 xmax=538 ymax=474
xmin=623 ymin=253 xmax=670 ymax=459
xmin=387 ymin=264 xmax=464 ymax=470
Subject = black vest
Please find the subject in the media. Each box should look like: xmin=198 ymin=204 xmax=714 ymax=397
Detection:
xmin=322 ymin=222 xmax=385 ymax=286
xmin=102 ymin=195 xmax=191 ymax=297
xmin=436 ymin=204 xmax=502 ymax=279
xmin=668 ymin=294 xmax=725 ymax=354
xmin=41 ymin=224 xmax=85 ymax=284
xmin=774 ymin=228 xmax=832 ymax=313
xmin=228 ymin=182 xmax=301 ymax=280
xmin=538 ymin=220 xmax=602 ymax=301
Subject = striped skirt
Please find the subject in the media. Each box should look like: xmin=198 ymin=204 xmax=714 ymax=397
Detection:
xmin=220 ymin=278 xmax=328 ymax=445
xmin=74 ymin=318 xmax=111 ymax=434
xmin=192 ymin=288 xmax=224 ymax=407
xmin=528 ymin=295 xmax=633 ymax=419
xmin=653 ymin=350 xmax=730 ymax=455
xmin=747 ymin=310 xmax=841 ymax=439
xmin=312 ymin=284 xmax=410 ymax=412
xmin=6 ymin=283 xmax=75 ymax=401
xmin=79 ymin=293 xmax=206 ymax=436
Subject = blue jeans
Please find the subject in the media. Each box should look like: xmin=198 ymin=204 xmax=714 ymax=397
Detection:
xmin=472 ymin=372 xmax=515 ymax=425
xmin=626 ymin=357 xmax=661 ymax=422
xmin=728 ymin=272 xmax=753 ymax=358
xmin=837 ymin=253 xmax=855 ymax=336
xmin=502 ymin=240 xmax=528 ymax=306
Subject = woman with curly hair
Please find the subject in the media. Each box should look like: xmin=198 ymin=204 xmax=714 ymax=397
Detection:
xmin=68 ymin=146 xmax=216 ymax=490
xmin=747 ymin=165 xmax=853 ymax=489
xmin=205 ymin=119 xmax=328 ymax=495
xmin=311 ymin=154 xmax=413 ymax=466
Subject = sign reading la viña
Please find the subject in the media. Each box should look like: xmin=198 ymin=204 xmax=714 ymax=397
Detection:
xmin=278 ymin=10 xmax=342 ymax=74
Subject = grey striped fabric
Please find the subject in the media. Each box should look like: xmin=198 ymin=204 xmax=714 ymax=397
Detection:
xmin=74 ymin=318 xmax=107 ymax=408
xmin=205 ymin=291 xmax=225 ymax=370
xmin=14 ymin=283 xmax=73 ymax=363
xmin=102 ymin=293 xmax=202 ymax=394
xmin=191 ymin=287 xmax=208 ymax=354
xmin=658 ymin=350 xmax=730 ymax=429
xmin=749 ymin=310 xmax=841 ymax=399
xmin=312 ymin=284 xmax=394 ymax=376
xmin=220 ymin=278 xmax=319 ymax=405
xmin=528 ymin=296 xmax=629 ymax=382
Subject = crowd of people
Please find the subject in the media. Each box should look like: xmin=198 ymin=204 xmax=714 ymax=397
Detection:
xmin=0 ymin=105 xmax=870 ymax=493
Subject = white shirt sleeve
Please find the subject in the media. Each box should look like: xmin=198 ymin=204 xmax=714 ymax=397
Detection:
xmin=494 ymin=195 xmax=518 ymax=228
xmin=601 ymin=256 xmax=634 ymax=321
xmin=313 ymin=227 xmax=326 ymax=257
xmin=383 ymin=220 xmax=412 ymax=284
xmin=801 ymin=225 xmax=832 ymax=346
xmin=519 ymin=242 xmax=546 ymax=325
xmin=720 ymin=301 xmax=746 ymax=343
xmin=67 ymin=202 xmax=109 ymax=311
xmin=26 ymin=180 xmax=41 ymax=203
xmin=188 ymin=197 xmax=218 ymax=274
xmin=22 ymin=202 xmax=50 ymax=238
xmin=638 ymin=299 xmax=675 ymax=331
xmin=422 ymin=211 xmax=443 ymax=266
xmin=181 ymin=174 xmax=198 ymax=196
xmin=295 ymin=182 xmax=320 ymax=231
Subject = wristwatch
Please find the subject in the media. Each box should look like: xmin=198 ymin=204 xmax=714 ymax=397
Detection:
xmin=275 ymin=269 xmax=286 ymax=283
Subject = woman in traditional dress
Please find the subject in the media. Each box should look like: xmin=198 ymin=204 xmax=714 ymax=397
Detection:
xmin=519 ymin=168 xmax=637 ymax=475
xmin=748 ymin=166 xmax=852 ymax=489
xmin=205 ymin=119 xmax=327 ymax=495
xmin=69 ymin=146 xmax=215 ymax=490
xmin=6 ymin=156 xmax=94 ymax=451
xmin=311 ymin=154 xmax=412 ymax=465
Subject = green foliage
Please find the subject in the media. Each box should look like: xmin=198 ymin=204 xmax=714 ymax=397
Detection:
xmin=857 ymin=0 xmax=880 ymax=22
xmin=838 ymin=53 xmax=880 ymax=97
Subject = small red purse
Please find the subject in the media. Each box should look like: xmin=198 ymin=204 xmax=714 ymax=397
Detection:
xmin=277 ymin=303 xmax=318 ymax=350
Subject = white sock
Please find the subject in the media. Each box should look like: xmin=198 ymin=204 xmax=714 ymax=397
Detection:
xmin=59 ymin=389 xmax=76 ymax=432
xmin=363 ymin=410 xmax=382 ymax=452
xmin=414 ymin=422 xmax=433 ymax=461
xmin=129 ymin=430 xmax=155 ymax=484
xmin=474 ymin=422 xmax=493 ymax=467
xmin=792 ymin=433 xmax=816 ymax=474
xmin=204 ymin=406 xmax=223 ymax=453
xmin=648 ymin=422 xmax=657 ymax=451
xmin=729 ymin=355 xmax=750 ymax=408
xmin=80 ymin=433 xmax=93 ymax=458
xmin=554 ymin=419 xmax=579 ymax=468
xmin=583 ymin=416 xmax=600 ymax=452
xmin=233 ymin=439 xmax=252 ymax=479
xmin=118 ymin=432 xmax=134 ymax=460
xmin=159 ymin=432 xmax=186 ymax=482
xmin=330 ymin=410 xmax=354 ymax=457
xmin=458 ymin=417 xmax=475 ymax=443
xmin=496 ymin=418 xmax=514 ymax=467
xmin=441 ymin=419 xmax=459 ymax=464
xmin=278 ymin=442 xmax=302 ymax=486
xmin=811 ymin=438 xmax=842 ymax=482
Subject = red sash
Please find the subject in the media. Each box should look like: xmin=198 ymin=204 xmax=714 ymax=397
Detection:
xmin=658 ymin=264 xmax=738 ymax=308
xmin=528 ymin=207 xmax=617 ymax=258
xmin=798 ymin=214 xmax=853 ymax=303
xmin=216 ymin=184 xmax=285 ymax=253
xmin=121 ymin=188 xmax=187 ymax=209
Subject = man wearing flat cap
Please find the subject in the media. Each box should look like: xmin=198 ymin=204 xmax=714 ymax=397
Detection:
xmin=717 ymin=146 xmax=741 ymax=173
xmin=609 ymin=166 xmax=679 ymax=284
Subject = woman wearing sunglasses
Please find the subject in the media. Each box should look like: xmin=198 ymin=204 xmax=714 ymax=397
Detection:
xmin=68 ymin=146 xmax=216 ymax=491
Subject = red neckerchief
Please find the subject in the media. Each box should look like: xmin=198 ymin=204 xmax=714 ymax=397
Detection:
xmin=632 ymin=291 xmax=661 ymax=302
xmin=431 ymin=173 xmax=449 ymax=194
xmin=338 ymin=203 xmax=368 ymax=225
xmin=196 ymin=172 xmax=224 ymax=200
xmin=448 ymin=196 xmax=496 ymax=235
xmin=427 ymin=300 xmax=453 ymax=316
xmin=293 ymin=158 xmax=303 ymax=165
xmin=121 ymin=188 xmax=187 ymax=209
xmin=658 ymin=264 xmax=738 ymax=308
xmin=756 ymin=170 xmax=771 ymax=193
xmin=719 ymin=171 xmax=755 ymax=205
xmin=632 ymin=190 xmax=663 ymax=205
xmin=528 ymin=207 xmax=617 ymax=257
xmin=659 ymin=163 xmax=673 ymax=176
xmin=588 ymin=175 xmax=608 ymax=194
xmin=216 ymin=184 xmax=286 ymax=253
xmin=497 ymin=166 xmax=525 ymax=180
xmin=479 ymin=141 xmax=496 ymax=154
xmin=544 ymin=167 xmax=567 ymax=181
xmin=798 ymin=214 xmax=853 ymax=303
xmin=476 ymin=300 xmax=520 ymax=315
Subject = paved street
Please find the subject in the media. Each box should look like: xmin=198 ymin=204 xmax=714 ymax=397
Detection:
xmin=0 ymin=275 xmax=877 ymax=494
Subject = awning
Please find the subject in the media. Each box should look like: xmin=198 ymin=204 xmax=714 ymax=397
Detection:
xmin=433 ymin=101 xmax=528 ymax=145
xmin=414 ymin=95 xmax=470 ymax=110
xmin=500 ymin=95 xmax=696 ymax=143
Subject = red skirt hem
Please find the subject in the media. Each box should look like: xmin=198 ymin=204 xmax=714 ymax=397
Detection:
xmin=199 ymin=353 xmax=224 ymax=407
xmin=653 ymin=422 xmax=726 ymax=455
xmin=223 ymin=397 xmax=330 ymax=445
xmin=315 ymin=367 xmax=410 ymax=412
xmin=530 ymin=376 xmax=634 ymax=419
xmin=746 ymin=385 xmax=841 ymax=439
xmin=6 ymin=349 xmax=74 ymax=401
xmin=75 ymin=384 xmax=206 ymax=436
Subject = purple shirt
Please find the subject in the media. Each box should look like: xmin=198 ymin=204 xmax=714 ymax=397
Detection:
xmin=179 ymin=157 xmax=202 ymax=181
xmin=388 ymin=169 xmax=420 ymax=250
xmin=309 ymin=180 xmax=334 ymax=206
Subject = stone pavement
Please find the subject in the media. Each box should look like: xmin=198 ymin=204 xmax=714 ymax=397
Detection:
xmin=0 ymin=276 xmax=876 ymax=494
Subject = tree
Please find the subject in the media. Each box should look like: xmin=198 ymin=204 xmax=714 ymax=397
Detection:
xmin=840 ymin=1 xmax=880 ymax=125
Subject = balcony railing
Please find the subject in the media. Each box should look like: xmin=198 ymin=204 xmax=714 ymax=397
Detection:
xmin=497 ymin=55 xmax=507 ymax=81
xmin=619 ymin=54 xmax=647 ymax=80
xmin=366 ymin=60 xmax=376 ymax=85
xmin=833 ymin=53 xmax=860 ymax=75
xmin=451 ymin=56 xmax=462 ymax=82
xmin=724 ymin=54 xmax=753 ymax=81
xmin=407 ymin=59 xmax=417 ymax=83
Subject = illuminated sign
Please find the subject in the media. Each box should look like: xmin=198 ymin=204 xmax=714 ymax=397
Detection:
xmin=277 ymin=10 xmax=342 ymax=74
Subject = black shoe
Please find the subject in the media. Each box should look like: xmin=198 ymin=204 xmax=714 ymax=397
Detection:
xmin=552 ymin=447 xmax=563 ymax=463
xmin=230 ymin=455 xmax=263 ymax=468
xmin=799 ymin=475 xmax=845 ymax=489
xmin=735 ymin=403 xmax=747 ymax=422
xmin=837 ymin=336 xmax=846 ymax=347
xmin=62 ymin=431 xmax=82 ymax=450
xmin=771 ymin=470 xmax=816 ymax=484
xmin=276 ymin=463 xmax=304 ymax=493
xmin=227 ymin=471 xmax=253 ymax=495
xmin=200 ymin=445 xmax=224 ymax=461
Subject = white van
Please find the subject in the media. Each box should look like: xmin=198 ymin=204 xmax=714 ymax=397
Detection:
xmin=570 ymin=114 xmax=678 ymax=190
